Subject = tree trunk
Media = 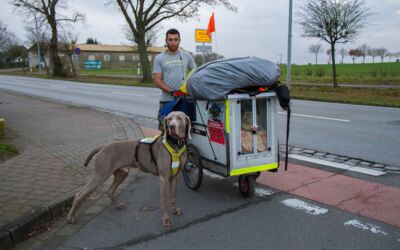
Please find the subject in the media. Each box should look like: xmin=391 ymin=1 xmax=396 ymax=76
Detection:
xmin=330 ymin=43 xmax=338 ymax=88
xmin=137 ymin=30 xmax=151 ymax=82
xmin=315 ymin=54 xmax=318 ymax=64
xmin=48 ymin=11 xmax=64 ymax=77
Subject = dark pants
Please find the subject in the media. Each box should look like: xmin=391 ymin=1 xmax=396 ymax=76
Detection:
xmin=158 ymin=101 xmax=168 ymax=131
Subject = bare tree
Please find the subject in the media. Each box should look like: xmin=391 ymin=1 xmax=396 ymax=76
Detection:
xmin=308 ymin=43 xmax=322 ymax=64
xmin=386 ymin=52 xmax=394 ymax=62
xmin=299 ymin=0 xmax=372 ymax=87
xmin=338 ymin=47 xmax=347 ymax=64
xmin=113 ymin=0 xmax=237 ymax=82
xmin=358 ymin=43 xmax=369 ymax=63
xmin=375 ymin=48 xmax=387 ymax=63
xmin=0 ymin=21 xmax=17 ymax=52
xmin=13 ymin=0 xmax=85 ymax=77
xmin=368 ymin=48 xmax=378 ymax=63
xmin=124 ymin=24 xmax=161 ymax=47
xmin=349 ymin=48 xmax=363 ymax=64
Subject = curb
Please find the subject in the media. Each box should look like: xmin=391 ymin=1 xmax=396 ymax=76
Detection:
xmin=0 ymin=196 xmax=74 ymax=250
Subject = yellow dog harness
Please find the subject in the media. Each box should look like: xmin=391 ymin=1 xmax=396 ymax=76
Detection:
xmin=137 ymin=135 xmax=186 ymax=176
xmin=162 ymin=136 xmax=186 ymax=176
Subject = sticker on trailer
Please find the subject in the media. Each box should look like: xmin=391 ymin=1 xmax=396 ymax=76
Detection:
xmin=208 ymin=119 xmax=225 ymax=145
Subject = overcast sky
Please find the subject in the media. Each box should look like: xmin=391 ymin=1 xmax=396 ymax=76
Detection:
xmin=2 ymin=0 xmax=400 ymax=64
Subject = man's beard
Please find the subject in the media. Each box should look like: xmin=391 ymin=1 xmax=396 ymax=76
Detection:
xmin=168 ymin=44 xmax=179 ymax=52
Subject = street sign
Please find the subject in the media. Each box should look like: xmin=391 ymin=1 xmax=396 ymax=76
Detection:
xmin=74 ymin=47 xmax=81 ymax=55
xmin=195 ymin=29 xmax=212 ymax=43
xmin=196 ymin=45 xmax=212 ymax=53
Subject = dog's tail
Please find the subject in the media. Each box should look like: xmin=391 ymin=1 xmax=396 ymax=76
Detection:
xmin=84 ymin=145 xmax=103 ymax=167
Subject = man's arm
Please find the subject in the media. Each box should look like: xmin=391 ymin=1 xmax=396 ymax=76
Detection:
xmin=153 ymin=73 xmax=172 ymax=93
xmin=153 ymin=54 xmax=172 ymax=93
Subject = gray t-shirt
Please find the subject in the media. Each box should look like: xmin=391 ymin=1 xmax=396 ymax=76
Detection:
xmin=153 ymin=50 xmax=196 ymax=101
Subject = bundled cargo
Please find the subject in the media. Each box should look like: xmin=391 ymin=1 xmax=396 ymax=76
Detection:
xmin=185 ymin=57 xmax=280 ymax=100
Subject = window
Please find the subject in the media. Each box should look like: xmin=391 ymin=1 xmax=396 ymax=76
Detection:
xmin=132 ymin=55 xmax=139 ymax=62
xmin=104 ymin=54 xmax=110 ymax=61
xmin=88 ymin=55 xmax=95 ymax=60
xmin=240 ymin=98 xmax=268 ymax=155
xmin=119 ymin=55 xmax=125 ymax=61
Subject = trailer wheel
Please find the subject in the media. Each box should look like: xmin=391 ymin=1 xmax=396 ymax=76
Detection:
xmin=183 ymin=145 xmax=203 ymax=191
xmin=238 ymin=175 xmax=255 ymax=197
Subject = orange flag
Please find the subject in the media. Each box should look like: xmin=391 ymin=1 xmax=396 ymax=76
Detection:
xmin=207 ymin=12 xmax=215 ymax=38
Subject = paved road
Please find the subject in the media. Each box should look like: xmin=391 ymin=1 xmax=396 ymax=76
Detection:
xmin=0 ymin=75 xmax=399 ymax=166
xmin=22 ymin=171 xmax=400 ymax=249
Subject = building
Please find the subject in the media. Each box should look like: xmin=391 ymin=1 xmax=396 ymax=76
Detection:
xmin=74 ymin=44 xmax=166 ymax=68
xmin=27 ymin=43 xmax=167 ymax=69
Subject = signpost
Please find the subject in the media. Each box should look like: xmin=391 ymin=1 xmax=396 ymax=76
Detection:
xmin=195 ymin=29 xmax=212 ymax=43
xmin=196 ymin=45 xmax=212 ymax=53
xmin=195 ymin=29 xmax=213 ymax=64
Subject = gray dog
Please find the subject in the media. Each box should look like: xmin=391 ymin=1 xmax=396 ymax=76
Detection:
xmin=67 ymin=111 xmax=191 ymax=227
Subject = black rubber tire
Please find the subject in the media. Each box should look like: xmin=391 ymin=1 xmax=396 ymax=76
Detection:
xmin=182 ymin=144 xmax=203 ymax=191
xmin=238 ymin=175 xmax=255 ymax=198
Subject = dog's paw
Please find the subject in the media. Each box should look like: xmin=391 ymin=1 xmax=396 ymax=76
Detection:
xmin=163 ymin=218 xmax=173 ymax=228
xmin=172 ymin=207 xmax=182 ymax=216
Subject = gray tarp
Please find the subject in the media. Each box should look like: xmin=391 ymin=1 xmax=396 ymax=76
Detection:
xmin=186 ymin=57 xmax=280 ymax=100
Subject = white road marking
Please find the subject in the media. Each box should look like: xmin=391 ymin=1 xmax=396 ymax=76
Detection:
xmin=278 ymin=112 xmax=351 ymax=122
xmin=255 ymin=187 xmax=274 ymax=197
xmin=112 ymin=91 xmax=145 ymax=97
xmin=344 ymin=219 xmax=388 ymax=236
xmin=289 ymin=154 xmax=386 ymax=176
xmin=281 ymin=198 xmax=328 ymax=215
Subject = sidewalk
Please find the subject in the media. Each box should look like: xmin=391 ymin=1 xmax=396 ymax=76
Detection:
xmin=0 ymin=90 xmax=144 ymax=248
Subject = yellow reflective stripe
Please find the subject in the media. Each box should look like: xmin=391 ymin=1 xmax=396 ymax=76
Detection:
xmin=225 ymin=99 xmax=230 ymax=133
xmin=229 ymin=162 xmax=278 ymax=176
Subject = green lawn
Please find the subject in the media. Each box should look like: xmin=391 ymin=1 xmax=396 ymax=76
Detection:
xmin=290 ymin=85 xmax=400 ymax=108
xmin=79 ymin=67 xmax=142 ymax=76
xmin=280 ymin=62 xmax=400 ymax=85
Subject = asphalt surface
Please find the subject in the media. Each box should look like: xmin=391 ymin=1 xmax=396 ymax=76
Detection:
xmin=31 ymin=172 xmax=400 ymax=250
xmin=0 ymin=75 xmax=399 ymax=166
xmin=0 ymin=89 xmax=398 ymax=250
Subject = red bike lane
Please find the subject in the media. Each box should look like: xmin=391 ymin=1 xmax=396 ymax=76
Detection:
xmin=257 ymin=162 xmax=400 ymax=229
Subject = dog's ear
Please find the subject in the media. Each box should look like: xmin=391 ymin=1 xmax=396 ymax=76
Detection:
xmin=185 ymin=114 xmax=192 ymax=140
xmin=163 ymin=116 xmax=168 ymax=136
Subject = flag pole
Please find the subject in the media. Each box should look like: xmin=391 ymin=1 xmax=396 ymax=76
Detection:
xmin=214 ymin=13 xmax=218 ymax=60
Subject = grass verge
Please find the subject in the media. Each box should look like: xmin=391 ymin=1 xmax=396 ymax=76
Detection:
xmin=291 ymin=85 xmax=400 ymax=108
xmin=0 ymin=143 xmax=19 ymax=162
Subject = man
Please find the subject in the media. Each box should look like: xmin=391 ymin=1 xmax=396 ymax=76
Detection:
xmin=153 ymin=28 xmax=196 ymax=130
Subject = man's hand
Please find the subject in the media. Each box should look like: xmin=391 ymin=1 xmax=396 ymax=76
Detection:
xmin=170 ymin=90 xmax=185 ymax=97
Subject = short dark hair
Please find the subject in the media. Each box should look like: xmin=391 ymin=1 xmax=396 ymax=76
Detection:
xmin=166 ymin=29 xmax=180 ymax=39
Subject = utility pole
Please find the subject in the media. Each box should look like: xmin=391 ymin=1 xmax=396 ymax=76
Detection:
xmin=286 ymin=0 xmax=293 ymax=90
